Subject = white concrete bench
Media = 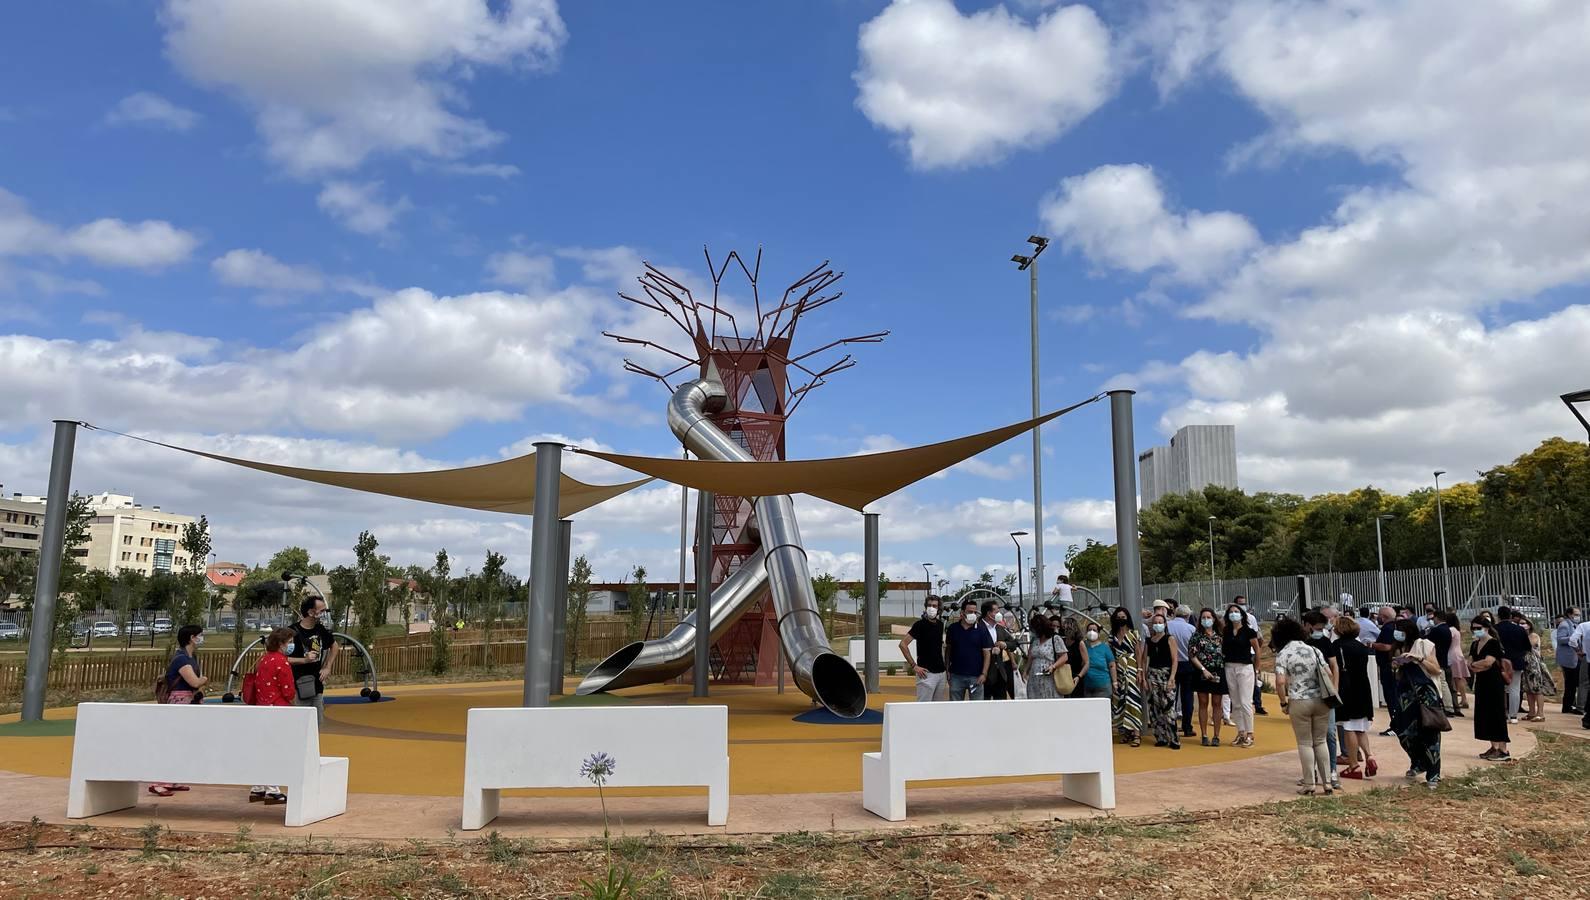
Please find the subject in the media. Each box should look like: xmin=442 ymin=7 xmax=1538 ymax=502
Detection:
xmin=861 ymin=698 xmax=1114 ymax=821
xmin=847 ymin=638 xmax=908 ymax=668
xmin=463 ymin=705 xmax=729 ymax=830
xmin=67 ymin=703 xmax=348 ymax=827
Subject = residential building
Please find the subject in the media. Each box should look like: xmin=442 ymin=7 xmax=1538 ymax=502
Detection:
xmin=0 ymin=489 xmax=46 ymax=557
xmin=1138 ymin=425 xmax=1239 ymax=509
xmin=79 ymin=493 xmax=201 ymax=578
xmin=206 ymin=561 xmax=248 ymax=590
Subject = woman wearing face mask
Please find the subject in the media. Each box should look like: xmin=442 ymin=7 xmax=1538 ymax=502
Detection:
xmin=1333 ymin=615 xmax=1378 ymax=779
xmin=1024 ymin=612 xmax=1068 ymax=699
xmin=1080 ymin=621 xmax=1116 ymax=700
xmin=150 ymin=624 xmax=210 ymax=797
xmin=1109 ymin=607 xmax=1143 ymax=747
xmin=1390 ymin=620 xmax=1446 ymax=788
xmin=1188 ymin=608 xmax=1226 ymax=746
xmin=1444 ymin=611 xmax=1471 ymax=715
xmin=1519 ymin=618 xmax=1553 ymax=722
xmin=1469 ymin=618 xmax=1510 ymax=760
xmin=1221 ymin=603 xmax=1261 ymax=748
xmin=1272 ymin=617 xmax=1333 ymax=795
xmin=1059 ymin=618 xmax=1089 ymax=697
xmin=1138 ymin=613 xmax=1181 ymax=749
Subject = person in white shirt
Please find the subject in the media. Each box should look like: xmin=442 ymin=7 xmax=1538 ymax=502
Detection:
xmin=1051 ymin=574 xmax=1074 ymax=608
xmin=1169 ymin=605 xmax=1197 ymax=737
xmin=1221 ymin=595 xmax=1266 ymax=722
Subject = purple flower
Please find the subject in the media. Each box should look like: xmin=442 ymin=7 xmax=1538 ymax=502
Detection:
xmin=580 ymin=752 xmax=616 ymax=785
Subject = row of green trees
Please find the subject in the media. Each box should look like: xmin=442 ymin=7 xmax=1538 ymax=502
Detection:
xmin=1064 ymin=437 xmax=1589 ymax=587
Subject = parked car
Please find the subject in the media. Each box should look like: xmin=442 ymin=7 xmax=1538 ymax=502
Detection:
xmin=1472 ymin=594 xmax=1545 ymax=620
xmin=128 ymin=621 xmax=150 ymax=636
xmin=245 ymin=619 xmax=259 ymax=632
xmin=151 ymin=618 xmax=173 ymax=634
xmin=90 ymin=621 xmax=119 ymax=638
xmin=219 ymin=617 xmax=237 ymax=630
xmin=0 ymin=622 xmax=21 ymax=640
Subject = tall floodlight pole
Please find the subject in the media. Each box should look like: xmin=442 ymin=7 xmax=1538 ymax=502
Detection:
xmin=1207 ymin=516 xmax=1219 ymax=604
xmin=1433 ymin=470 xmax=1452 ymax=607
xmin=21 ymin=420 xmax=80 ymax=722
xmin=922 ymin=562 xmax=934 ymax=598
xmin=1010 ymin=531 xmax=1027 ymax=610
xmin=1374 ymin=514 xmax=1393 ymax=605
xmin=694 ymin=490 xmax=713 ymax=697
xmin=523 ymin=442 xmax=563 ymax=708
xmin=1012 ymin=235 xmax=1050 ymax=600
xmin=863 ymin=512 xmax=880 ymax=692
xmin=1107 ymin=391 xmax=1144 ymax=613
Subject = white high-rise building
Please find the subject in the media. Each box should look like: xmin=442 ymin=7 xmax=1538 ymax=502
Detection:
xmin=81 ymin=493 xmax=201 ymax=577
xmin=1138 ymin=425 xmax=1238 ymax=509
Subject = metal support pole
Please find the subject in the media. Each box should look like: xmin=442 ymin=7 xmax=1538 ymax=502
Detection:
xmin=549 ymin=519 xmax=572 ymax=694
xmin=677 ymin=446 xmax=688 ymax=619
xmin=1434 ymin=471 xmax=1452 ymax=607
xmin=1108 ymin=392 xmax=1144 ymax=615
xmin=1375 ymin=517 xmax=1389 ymax=605
xmin=21 ymin=420 xmax=79 ymax=722
xmin=1029 ymin=260 xmax=1046 ymax=599
xmin=694 ymin=490 xmax=714 ymax=697
xmin=523 ymin=442 xmax=562 ymax=708
xmin=863 ymin=512 xmax=880 ymax=692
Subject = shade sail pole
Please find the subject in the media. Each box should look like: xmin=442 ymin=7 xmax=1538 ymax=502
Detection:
xmin=694 ymin=490 xmax=713 ymax=697
xmin=1108 ymin=391 xmax=1143 ymax=614
xmin=21 ymin=420 xmax=79 ymax=722
xmin=524 ymin=444 xmax=563 ymax=707
xmin=863 ymin=512 xmax=880 ymax=693
xmin=549 ymin=518 xmax=571 ymax=695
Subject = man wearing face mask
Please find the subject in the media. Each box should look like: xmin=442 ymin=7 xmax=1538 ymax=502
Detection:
xmin=980 ymin=600 xmax=1018 ymax=700
xmin=945 ymin=598 xmax=994 ymax=701
xmin=1168 ymin=605 xmax=1198 ymax=738
xmin=900 ymin=596 xmax=948 ymax=702
xmin=1371 ymin=608 xmax=1408 ymax=735
xmin=287 ymin=596 xmax=339 ymax=722
xmin=1555 ymin=607 xmax=1583 ymax=716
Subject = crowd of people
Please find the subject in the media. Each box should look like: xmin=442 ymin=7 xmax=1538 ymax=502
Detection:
xmin=898 ymin=589 xmax=1588 ymax=792
xmin=151 ymin=595 xmax=341 ymax=806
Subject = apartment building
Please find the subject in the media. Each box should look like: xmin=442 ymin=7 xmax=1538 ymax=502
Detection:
xmin=82 ymin=493 xmax=201 ymax=577
xmin=0 ymin=489 xmax=46 ymax=557
xmin=1138 ymin=424 xmax=1239 ymax=509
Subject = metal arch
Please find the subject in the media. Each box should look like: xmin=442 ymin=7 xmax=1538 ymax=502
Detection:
xmin=220 ymin=631 xmax=380 ymax=701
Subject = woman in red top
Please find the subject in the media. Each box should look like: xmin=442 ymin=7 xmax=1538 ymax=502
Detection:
xmin=249 ymin=627 xmax=299 ymax=804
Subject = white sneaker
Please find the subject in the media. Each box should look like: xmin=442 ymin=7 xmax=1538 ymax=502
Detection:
xmin=1222 ymin=717 xmax=1234 ymax=727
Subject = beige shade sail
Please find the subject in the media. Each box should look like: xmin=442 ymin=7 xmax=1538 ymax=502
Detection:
xmin=577 ymin=393 xmax=1104 ymax=510
xmin=85 ymin=426 xmax=651 ymax=519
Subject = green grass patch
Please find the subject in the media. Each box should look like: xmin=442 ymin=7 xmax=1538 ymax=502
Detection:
xmin=0 ymin=718 xmax=77 ymax=737
xmin=1506 ymin=850 xmax=1548 ymax=876
xmin=758 ymin=872 xmax=827 ymax=899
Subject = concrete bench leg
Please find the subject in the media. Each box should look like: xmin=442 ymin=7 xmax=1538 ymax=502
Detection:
xmin=67 ymin=780 xmax=138 ymax=819
xmin=1061 ymin=771 xmax=1115 ymax=810
xmin=284 ymin=757 xmax=349 ymax=827
xmin=462 ymin=787 xmax=500 ymax=831
xmin=860 ymin=753 xmax=905 ymax=821
xmin=707 ymin=758 xmax=729 ymax=826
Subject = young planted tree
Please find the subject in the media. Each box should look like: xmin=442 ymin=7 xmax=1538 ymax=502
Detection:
xmin=480 ymin=550 xmax=506 ymax=669
xmin=566 ymin=555 xmax=593 ymax=674
xmin=325 ymin=565 xmax=357 ymax=633
xmin=352 ymin=531 xmax=385 ymax=647
xmin=44 ymin=494 xmax=94 ymax=656
xmin=427 ymin=549 xmax=452 ymax=675
xmin=625 ymin=565 xmax=649 ymax=642
xmin=812 ymin=573 xmax=839 ymax=634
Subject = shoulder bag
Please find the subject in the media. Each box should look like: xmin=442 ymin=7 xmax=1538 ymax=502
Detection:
xmin=1313 ymin=647 xmax=1342 ymax=710
xmin=1050 ymin=637 xmax=1076 ymax=695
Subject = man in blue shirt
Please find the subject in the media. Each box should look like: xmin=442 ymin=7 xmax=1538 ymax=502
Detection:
xmin=1168 ymin=604 xmax=1197 ymax=737
xmin=944 ymin=598 xmax=993 ymax=701
xmin=1556 ymin=608 xmax=1583 ymax=715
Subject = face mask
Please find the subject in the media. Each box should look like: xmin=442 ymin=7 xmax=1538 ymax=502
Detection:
xmin=1572 ymin=616 xmax=1583 ymax=624
xmin=194 ymin=635 xmax=204 ymax=646
xmin=1228 ymin=611 xmax=1242 ymax=622
xmin=1201 ymin=618 xmax=1214 ymax=628
xmin=1152 ymin=623 xmax=1166 ymax=634
xmin=1086 ymin=629 xmax=1099 ymax=642
xmin=924 ymin=607 xmax=939 ymax=620
xmin=1391 ymin=630 xmax=1405 ymax=642
xmin=963 ymin=612 xmax=978 ymax=624
xmin=1311 ymin=630 xmax=1326 ymax=640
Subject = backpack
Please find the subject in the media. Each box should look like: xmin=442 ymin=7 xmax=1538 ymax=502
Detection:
xmin=153 ymin=674 xmax=171 ymax=704
xmin=241 ymin=672 xmax=259 ymax=705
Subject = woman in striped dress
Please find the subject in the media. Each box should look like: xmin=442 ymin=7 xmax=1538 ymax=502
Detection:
xmin=1109 ymin=607 xmax=1143 ymax=747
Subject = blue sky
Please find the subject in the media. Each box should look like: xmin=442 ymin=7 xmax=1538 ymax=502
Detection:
xmin=2 ymin=1 xmax=1585 ymax=586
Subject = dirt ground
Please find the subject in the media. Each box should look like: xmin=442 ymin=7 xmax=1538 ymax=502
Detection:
xmin=3 ymin=733 xmax=1589 ymax=899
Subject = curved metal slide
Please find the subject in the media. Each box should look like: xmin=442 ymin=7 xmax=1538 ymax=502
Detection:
xmin=576 ymin=374 xmax=868 ymax=718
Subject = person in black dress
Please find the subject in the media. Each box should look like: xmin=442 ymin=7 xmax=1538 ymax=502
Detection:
xmin=1469 ymin=617 xmax=1510 ymax=761
xmin=1333 ymin=616 xmax=1378 ymax=778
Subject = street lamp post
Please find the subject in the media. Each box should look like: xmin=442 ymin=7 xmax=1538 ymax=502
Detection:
xmin=1433 ymin=470 xmax=1452 ymax=607
xmin=922 ymin=563 xmax=934 ymax=600
xmin=1011 ymin=236 xmax=1050 ymax=602
xmin=1206 ymin=516 xmax=1218 ymax=604
xmin=1010 ymin=531 xmax=1028 ymax=612
xmin=1374 ymin=514 xmax=1393 ymax=605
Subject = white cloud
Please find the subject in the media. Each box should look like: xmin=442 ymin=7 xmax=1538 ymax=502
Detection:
xmin=0 ymin=187 xmax=199 ymax=270
xmin=855 ymin=0 xmax=1116 ymax=168
xmin=1041 ymin=164 xmax=1257 ymax=282
xmin=211 ymin=248 xmax=324 ymax=292
xmin=440 ymin=161 xmax=521 ymax=178
xmin=485 ymin=250 xmax=555 ymax=291
xmin=104 ymin=91 xmax=201 ymax=131
xmin=161 ymin=0 xmax=567 ymax=176
xmin=316 ymin=180 xmax=410 ymax=236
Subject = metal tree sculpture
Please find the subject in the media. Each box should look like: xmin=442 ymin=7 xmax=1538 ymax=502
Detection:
xmin=605 ymin=246 xmax=885 ymax=681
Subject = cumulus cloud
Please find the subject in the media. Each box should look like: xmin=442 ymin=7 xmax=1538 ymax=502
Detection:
xmin=104 ymin=91 xmax=201 ymax=131
xmin=161 ymin=0 xmax=567 ymax=176
xmin=855 ymin=0 xmax=1116 ymax=168
xmin=1041 ymin=164 xmax=1258 ymax=282
xmin=211 ymin=248 xmax=324 ymax=292
xmin=0 ymin=187 xmax=198 ymax=270
xmin=316 ymin=181 xmax=410 ymax=236
xmin=485 ymin=250 xmax=556 ymax=291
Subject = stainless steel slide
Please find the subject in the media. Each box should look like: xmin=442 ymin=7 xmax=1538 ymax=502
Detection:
xmin=576 ymin=374 xmax=868 ymax=718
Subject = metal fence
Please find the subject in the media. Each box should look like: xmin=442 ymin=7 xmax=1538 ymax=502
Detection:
xmin=1048 ymin=559 xmax=1590 ymax=621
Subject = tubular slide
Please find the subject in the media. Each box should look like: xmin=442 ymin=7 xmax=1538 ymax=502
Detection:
xmin=576 ymin=374 xmax=868 ymax=717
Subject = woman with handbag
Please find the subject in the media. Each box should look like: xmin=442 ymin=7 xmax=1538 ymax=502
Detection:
xmin=1272 ymin=617 xmax=1337 ymax=795
xmin=1188 ymin=608 xmax=1226 ymax=746
xmin=1024 ymin=612 xmax=1070 ymax=699
xmin=1333 ymin=616 xmax=1379 ymax=779
xmin=1109 ymin=608 xmax=1144 ymax=746
xmin=1391 ymin=625 xmax=1447 ymax=789
xmin=150 ymin=624 xmax=209 ymax=797
xmin=1138 ymin=612 xmax=1181 ymax=749
xmin=1520 ymin=619 xmax=1553 ymax=722
xmin=1469 ymin=618 xmax=1511 ymax=760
